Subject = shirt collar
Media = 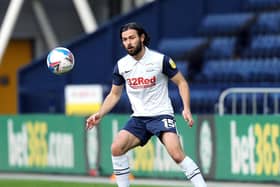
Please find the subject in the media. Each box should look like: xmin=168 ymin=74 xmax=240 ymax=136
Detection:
xmin=128 ymin=46 xmax=149 ymax=64
xmin=141 ymin=46 xmax=149 ymax=61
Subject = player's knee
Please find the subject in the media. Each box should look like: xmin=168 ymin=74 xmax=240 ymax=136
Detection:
xmin=111 ymin=142 xmax=124 ymax=156
xmin=171 ymin=152 xmax=185 ymax=164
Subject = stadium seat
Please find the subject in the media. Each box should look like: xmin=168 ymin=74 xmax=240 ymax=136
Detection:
xmin=197 ymin=58 xmax=280 ymax=84
xmin=169 ymin=88 xmax=221 ymax=114
xmin=190 ymin=89 xmax=221 ymax=114
xmin=242 ymin=35 xmax=280 ymax=57
xmin=198 ymin=13 xmax=254 ymax=36
xmin=158 ymin=38 xmax=207 ymax=60
xmin=204 ymin=37 xmax=237 ymax=59
xmin=251 ymin=11 xmax=280 ymax=34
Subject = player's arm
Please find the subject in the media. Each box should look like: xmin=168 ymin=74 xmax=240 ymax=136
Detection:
xmin=86 ymin=63 xmax=125 ymax=130
xmin=171 ymin=72 xmax=194 ymax=127
xmin=162 ymin=55 xmax=194 ymax=127
xmin=86 ymin=84 xmax=123 ymax=129
xmin=99 ymin=84 xmax=123 ymax=117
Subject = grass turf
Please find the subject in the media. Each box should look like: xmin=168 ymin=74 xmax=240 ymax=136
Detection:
xmin=0 ymin=179 xmax=186 ymax=187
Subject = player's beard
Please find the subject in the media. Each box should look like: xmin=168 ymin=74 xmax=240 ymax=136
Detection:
xmin=126 ymin=41 xmax=143 ymax=56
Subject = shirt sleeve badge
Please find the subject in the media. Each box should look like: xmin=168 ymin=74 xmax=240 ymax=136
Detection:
xmin=169 ymin=59 xmax=176 ymax=69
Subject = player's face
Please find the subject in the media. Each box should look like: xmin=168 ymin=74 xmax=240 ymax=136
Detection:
xmin=121 ymin=29 xmax=144 ymax=56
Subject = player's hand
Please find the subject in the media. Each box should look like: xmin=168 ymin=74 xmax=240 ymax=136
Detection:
xmin=86 ymin=112 xmax=102 ymax=130
xmin=182 ymin=110 xmax=194 ymax=127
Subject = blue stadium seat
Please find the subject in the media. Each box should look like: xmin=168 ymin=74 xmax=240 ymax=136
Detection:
xmin=169 ymin=88 xmax=221 ymax=114
xmin=190 ymin=89 xmax=221 ymax=114
xmin=158 ymin=38 xmax=207 ymax=60
xmin=251 ymin=11 xmax=280 ymax=34
xmin=198 ymin=13 xmax=254 ymax=36
xmin=244 ymin=0 xmax=280 ymax=11
xmin=197 ymin=59 xmax=280 ymax=83
xmin=243 ymin=35 xmax=280 ymax=57
xmin=204 ymin=37 xmax=236 ymax=59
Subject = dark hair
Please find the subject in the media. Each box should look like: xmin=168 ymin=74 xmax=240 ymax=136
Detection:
xmin=119 ymin=22 xmax=150 ymax=46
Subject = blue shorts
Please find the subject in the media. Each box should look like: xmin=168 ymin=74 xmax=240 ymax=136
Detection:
xmin=123 ymin=115 xmax=177 ymax=146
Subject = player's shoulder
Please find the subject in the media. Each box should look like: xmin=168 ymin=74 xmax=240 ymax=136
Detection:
xmin=147 ymin=48 xmax=165 ymax=59
xmin=147 ymin=48 xmax=175 ymax=66
xmin=143 ymin=48 xmax=166 ymax=68
xmin=115 ymin=54 xmax=134 ymax=73
xmin=117 ymin=54 xmax=129 ymax=63
xmin=118 ymin=54 xmax=131 ymax=62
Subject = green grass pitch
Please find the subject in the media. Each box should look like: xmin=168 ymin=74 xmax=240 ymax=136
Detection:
xmin=0 ymin=179 xmax=188 ymax=187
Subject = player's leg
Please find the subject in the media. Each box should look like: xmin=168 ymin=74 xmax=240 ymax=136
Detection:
xmin=111 ymin=129 xmax=141 ymax=187
xmin=111 ymin=117 xmax=151 ymax=187
xmin=161 ymin=132 xmax=207 ymax=187
xmin=111 ymin=129 xmax=141 ymax=156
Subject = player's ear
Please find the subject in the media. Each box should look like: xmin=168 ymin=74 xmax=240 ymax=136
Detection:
xmin=140 ymin=33 xmax=145 ymax=43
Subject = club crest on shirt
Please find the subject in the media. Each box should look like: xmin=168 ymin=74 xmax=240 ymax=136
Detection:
xmin=169 ymin=59 xmax=176 ymax=69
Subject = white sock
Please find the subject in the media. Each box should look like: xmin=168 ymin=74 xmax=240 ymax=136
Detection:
xmin=178 ymin=156 xmax=207 ymax=187
xmin=112 ymin=155 xmax=130 ymax=187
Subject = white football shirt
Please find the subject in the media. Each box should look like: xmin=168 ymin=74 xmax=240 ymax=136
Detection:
xmin=113 ymin=47 xmax=178 ymax=117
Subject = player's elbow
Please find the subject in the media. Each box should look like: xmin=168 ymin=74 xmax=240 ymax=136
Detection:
xmin=177 ymin=80 xmax=189 ymax=91
xmin=107 ymin=90 xmax=122 ymax=102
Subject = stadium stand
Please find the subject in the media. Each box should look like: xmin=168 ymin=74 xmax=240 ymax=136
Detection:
xmin=18 ymin=0 xmax=280 ymax=114
xmin=159 ymin=0 xmax=280 ymax=114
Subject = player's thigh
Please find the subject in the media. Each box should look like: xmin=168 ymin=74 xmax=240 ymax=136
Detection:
xmin=111 ymin=129 xmax=141 ymax=155
xmin=161 ymin=132 xmax=185 ymax=163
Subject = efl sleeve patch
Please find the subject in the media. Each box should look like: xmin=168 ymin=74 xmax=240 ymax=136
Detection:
xmin=169 ymin=58 xmax=177 ymax=69
xmin=162 ymin=55 xmax=178 ymax=78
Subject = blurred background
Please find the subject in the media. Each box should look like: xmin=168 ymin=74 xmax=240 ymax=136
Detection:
xmin=0 ymin=0 xmax=279 ymax=186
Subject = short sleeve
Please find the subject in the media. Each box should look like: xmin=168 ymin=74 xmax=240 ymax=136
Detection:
xmin=162 ymin=55 xmax=178 ymax=78
xmin=112 ymin=64 xmax=125 ymax=85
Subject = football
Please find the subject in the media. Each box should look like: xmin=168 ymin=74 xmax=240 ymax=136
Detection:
xmin=46 ymin=47 xmax=75 ymax=75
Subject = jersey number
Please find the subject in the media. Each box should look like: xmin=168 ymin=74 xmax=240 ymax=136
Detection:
xmin=162 ymin=118 xmax=176 ymax=128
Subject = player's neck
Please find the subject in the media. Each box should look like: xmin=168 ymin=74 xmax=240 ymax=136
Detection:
xmin=132 ymin=46 xmax=145 ymax=61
